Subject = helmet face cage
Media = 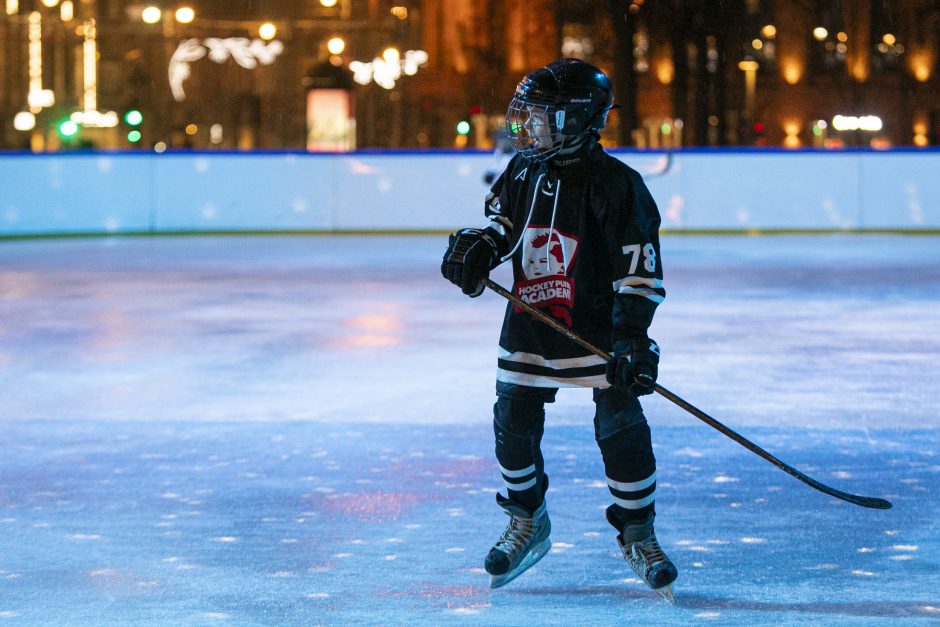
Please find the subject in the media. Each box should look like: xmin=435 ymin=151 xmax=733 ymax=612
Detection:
xmin=506 ymin=96 xmax=567 ymax=162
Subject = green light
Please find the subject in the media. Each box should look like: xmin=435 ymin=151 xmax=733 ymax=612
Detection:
xmin=124 ymin=110 xmax=143 ymax=126
xmin=127 ymin=130 xmax=142 ymax=143
xmin=456 ymin=120 xmax=471 ymax=135
xmin=661 ymin=123 xmax=672 ymax=135
xmin=59 ymin=120 xmax=79 ymax=137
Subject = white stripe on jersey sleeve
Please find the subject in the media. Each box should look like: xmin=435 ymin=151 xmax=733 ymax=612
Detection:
xmin=612 ymin=276 xmax=663 ymax=291
xmin=613 ymin=276 xmax=664 ymax=303
xmin=484 ymin=192 xmax=508 ymax=220
xmin=487 ymin=217 xmax=509 ymax=238
xmin=614 ymin=286 xmax=665 ymax=303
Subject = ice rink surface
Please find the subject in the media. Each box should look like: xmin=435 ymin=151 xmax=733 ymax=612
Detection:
xmin=1 ymin=234 xmax=938 ymax=625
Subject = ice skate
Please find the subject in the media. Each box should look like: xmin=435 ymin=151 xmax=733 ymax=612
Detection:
xmin=607 ymin=508 xmax=678 ymax=603
xmin=484 ymin=493 xmax=551 ymax=589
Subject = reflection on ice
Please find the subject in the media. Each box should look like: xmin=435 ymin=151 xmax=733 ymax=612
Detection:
xmin=0 ymin=235 xmax=937 ymax=624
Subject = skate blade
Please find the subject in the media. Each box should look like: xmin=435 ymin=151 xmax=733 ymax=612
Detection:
xmin=655 ymin=584 xmax=676 ymax=605
xmin=489 ymin=538 xmax=551 ymax=589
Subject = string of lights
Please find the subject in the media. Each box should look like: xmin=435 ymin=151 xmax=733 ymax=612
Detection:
xmin=0 ymin=1 xmax=937 ymax=152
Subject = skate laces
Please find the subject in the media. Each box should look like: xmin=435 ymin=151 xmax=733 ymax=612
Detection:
xmin=629 ymin=533 xmax=667 ymax=569
xmin=495 ymin=513 xmax=535 ymax=555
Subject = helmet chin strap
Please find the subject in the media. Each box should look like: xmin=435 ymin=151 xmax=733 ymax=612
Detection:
xmin=555 ymin=132 xmax=594 ymax=157
xmin=557 ymin=137 xmax=586 ymax=155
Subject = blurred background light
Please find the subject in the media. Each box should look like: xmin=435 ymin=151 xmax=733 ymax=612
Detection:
xmin=175 ymin=7 xmax=195 ymax=24
xmin=13 ymin=111 xmax=36 ymax=131
xmin=58 ymin=120 xmax=79 ymax=137
xmin=141 ymin=6 xmax=161 ymax=24
xmin=259 ymin=23 xmax=277 ymax=41
xmin=327 ymin=37 xmax=345 ymax=55
xmin=832 ymin=115 xmax=883 ymax=132
xmin=382 ymin=47 xmax=400 ymax=64
xmin=781 ymin=58 xmax=804 ymax=85
xmin=0 ymin=2 xmax=934 ymax=152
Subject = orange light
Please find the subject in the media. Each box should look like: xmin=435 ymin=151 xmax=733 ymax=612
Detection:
xmin=259 ymin=23 xmax=277 ymax=40
xmin=781 ymin=58 xmax=804 ymax=85
xmin=327 ymin=37 xmax=345 ymax=55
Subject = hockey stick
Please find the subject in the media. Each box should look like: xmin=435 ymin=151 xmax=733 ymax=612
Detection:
xmin=482 ymin=278 xmax=893 ymax=510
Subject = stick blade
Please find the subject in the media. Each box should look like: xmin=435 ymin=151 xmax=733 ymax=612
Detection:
xmin=800 ymin=472 xmax=893 ymax=509
xmin=838 ymin=494 xmax=893 ymax=510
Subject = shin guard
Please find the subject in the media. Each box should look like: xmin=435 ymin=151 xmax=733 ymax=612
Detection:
xmin=493 ymin=396 xmax=547 ymax=512
xmin=597 ymin=419 xmax=657 ymax=524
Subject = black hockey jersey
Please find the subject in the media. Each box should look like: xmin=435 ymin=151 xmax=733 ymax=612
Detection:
xmin=482 ymin=142 xmax=666 ymax=388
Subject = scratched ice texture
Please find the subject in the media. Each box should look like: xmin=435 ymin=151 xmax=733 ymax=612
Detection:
xmin=0 ymin=234 xmax=938 ymax=626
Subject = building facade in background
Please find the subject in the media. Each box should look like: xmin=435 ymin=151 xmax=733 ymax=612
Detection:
xmin=1 ymin=0 xmax=938 ymax=152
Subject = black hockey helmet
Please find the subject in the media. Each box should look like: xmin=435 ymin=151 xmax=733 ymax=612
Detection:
xmin=506 ymin=58 xmax=614 ymax=162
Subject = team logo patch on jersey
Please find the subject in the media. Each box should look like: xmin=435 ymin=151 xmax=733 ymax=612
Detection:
xmin=513 ymin=226 xmax=579 ymax=327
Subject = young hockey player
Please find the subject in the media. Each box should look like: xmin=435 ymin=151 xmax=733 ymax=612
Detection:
xmin=441 ymin=59 xmax=677 ymax=601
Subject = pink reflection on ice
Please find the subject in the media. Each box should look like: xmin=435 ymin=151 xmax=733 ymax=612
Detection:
xmin=387 ymin=456 xmax=492 ymax=482
xmin=385 ymin=583 xmax=491 ymax=608
xmin=311 ymin=491 xmax=441 ymax=520
xmin=340 ymin=312 xmax=405 ymax=347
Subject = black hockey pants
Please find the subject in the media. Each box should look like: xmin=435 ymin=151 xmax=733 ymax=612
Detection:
xmin=493 ymin=381 xmax=657 ymax=523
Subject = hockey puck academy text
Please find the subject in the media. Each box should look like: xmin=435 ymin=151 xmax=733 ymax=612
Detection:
xmin=515 ymin=278 xmax=573 ymax=306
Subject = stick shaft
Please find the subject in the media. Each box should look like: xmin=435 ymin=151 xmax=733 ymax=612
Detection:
xmin=482 ymin=278 xmax=892 ymax=510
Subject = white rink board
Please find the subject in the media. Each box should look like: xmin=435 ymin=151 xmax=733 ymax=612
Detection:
xmin=153 ymin=153 xmax=335 ymax=231
xmin=0 ymin=153 xmax=153 ymax=233
xmin=672 ymin=152 xmax=861 ymax=229
xmin=1 ymin=149 xmax=938 ymax=235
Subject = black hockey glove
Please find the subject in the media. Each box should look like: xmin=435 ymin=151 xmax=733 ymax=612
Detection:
xmin=441 ymin=228 xmax=499 ymax=297
xmin=606 ymin=337 xmax=660 ymax=397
